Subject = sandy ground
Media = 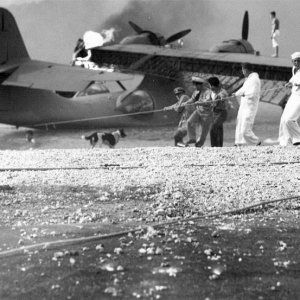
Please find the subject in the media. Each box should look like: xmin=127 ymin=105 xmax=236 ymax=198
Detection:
xmin=0 ymin=121 xmax=280 ymax=150
xmin=0 ymin=102 xmax=283 ymax=150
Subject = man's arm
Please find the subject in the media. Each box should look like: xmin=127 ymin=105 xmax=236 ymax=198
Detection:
xmin=194 ymin=90 xmax=210 ymax=104
xmin=185 ymin=91 xmax=199 ymax=105
xmin=242 ymin=76 xmax=261 ymax=101
xmin=215 ymin=89 xmax=228 ymax=101
xmin=193 ymin=90 xmax=214 ymax=109
xmin=163 ymin=104 xmax=177 ymax=111
xmin=177 ymin=95 xmax=189 ymax=107
xmin=234 ymin=85 xmax=245 ymax=97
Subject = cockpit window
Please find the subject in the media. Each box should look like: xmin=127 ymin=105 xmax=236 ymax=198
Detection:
xmin=76 ymin=81 xmax=109 ymax=97
xmin=75 ymin=80 xmax=126 ymax=98
xmin=105 ymin=81 xmax=125 ymax=93
xmin=117 ymin=90 xmax=154 ymax=114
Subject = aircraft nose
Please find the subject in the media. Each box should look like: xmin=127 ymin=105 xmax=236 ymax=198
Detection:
xmin=116 ymin=90 xmax=154 ymax=114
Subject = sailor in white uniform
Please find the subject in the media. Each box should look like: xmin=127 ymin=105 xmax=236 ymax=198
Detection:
xmin=234 ymin=63 xmax=261 ymax=146
xmin=278 ymin=52 xmax=300 ymax=146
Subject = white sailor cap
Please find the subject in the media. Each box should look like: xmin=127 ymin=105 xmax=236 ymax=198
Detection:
xmin=291 ymin=52 xmax=300 ymax=60
xmin=191 ymin=76 xmax=207 ymax=84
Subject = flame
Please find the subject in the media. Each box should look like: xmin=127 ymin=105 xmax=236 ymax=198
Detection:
xmin=101 ymin=28 xmax=116 ymax=44
xmin=83 ymin=28 xmax=116 ymax=49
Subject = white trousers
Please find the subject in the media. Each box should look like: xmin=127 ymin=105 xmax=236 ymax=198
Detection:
xmin=278 ymin=93 xmax=300 ymax=146
xmin=272 ymin=30 xmax=280 ymax=47
xmin=235 ymin=100 xmax=259 ymax=145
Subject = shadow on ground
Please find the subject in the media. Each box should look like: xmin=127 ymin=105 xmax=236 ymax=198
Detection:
xmin=0 ymin=212 xmax=299 ymax=299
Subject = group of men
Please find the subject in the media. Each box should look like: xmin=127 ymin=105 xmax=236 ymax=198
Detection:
xmin=165 ymin=75 xmax=230 ymax=147
xmin=166 ymin=53 xmax=300 ymax=148
xmin=165 ymin=62 xmax=260 ymax=147
xmin=185 ymin=76 xmax=229 ymax=148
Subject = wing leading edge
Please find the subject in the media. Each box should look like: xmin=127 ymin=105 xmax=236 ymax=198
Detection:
xmin=2 ymin=60 xmax=134 ymax=92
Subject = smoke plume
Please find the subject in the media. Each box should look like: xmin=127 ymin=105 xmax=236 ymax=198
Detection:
xmin=100 ymin=0 xmax=218 ymax=49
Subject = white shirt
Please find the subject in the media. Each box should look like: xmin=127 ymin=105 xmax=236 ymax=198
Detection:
xmin=235 ymin=72 xmax=261 ymax=103
xmin=290 ymin=68 xmax=300 ymax=95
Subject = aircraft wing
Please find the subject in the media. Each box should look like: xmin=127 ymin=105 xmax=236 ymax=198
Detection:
xmin=91 ymin=44 xmax=292 ymax=81
xmin=91 ymin=44 xmax=292 ymax=107
xmin=1 ymin=60 xmax=133 ymax=92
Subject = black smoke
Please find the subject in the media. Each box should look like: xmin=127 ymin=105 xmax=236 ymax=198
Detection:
xmin=100 ymin=0 xmax=217 ymax=48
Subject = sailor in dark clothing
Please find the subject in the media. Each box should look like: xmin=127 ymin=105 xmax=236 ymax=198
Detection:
xmin=207 ymin=77 xmax=229 ymax=147
xmin=164 ymin=87 xmax=193 ymax=147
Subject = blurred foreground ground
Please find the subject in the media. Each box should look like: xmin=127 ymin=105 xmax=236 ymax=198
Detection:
xmin=0 ymin=145 xmax=299 ymax=299
xmin=1 ymin=211 xmax=300 ymax=300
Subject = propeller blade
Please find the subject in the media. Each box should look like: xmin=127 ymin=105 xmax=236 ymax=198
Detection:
xmin=242 ymin=11 xmax=249 ymax=40
xmin=146 ymin=31 xmax=161 ymax=45
xmin=128 ymin=21 xmax=144 ymax=34
xmin=165 ymin=29 xmax=191 ymax=44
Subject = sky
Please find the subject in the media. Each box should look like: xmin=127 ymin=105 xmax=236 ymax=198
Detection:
xmin=0 ymin=0 xmax=300 ymax=63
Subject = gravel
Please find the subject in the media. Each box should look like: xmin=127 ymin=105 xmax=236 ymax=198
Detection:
xmin=0 ymin=146 xmax=299 ymax=227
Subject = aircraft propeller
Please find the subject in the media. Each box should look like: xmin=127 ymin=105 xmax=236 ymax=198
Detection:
xmin=242 ymin=11 xmax=249 ymax=40
xmin=165 ymin=29 xmax=192 ymax=44
xmin=129 ymin=21 xmax=191 ymax=46
xmin=128 ymin=21 xmax=144 ymax=34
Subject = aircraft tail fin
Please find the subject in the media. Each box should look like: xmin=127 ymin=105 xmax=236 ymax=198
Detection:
xmin=0 ymin=8 xmax=29 ymax=64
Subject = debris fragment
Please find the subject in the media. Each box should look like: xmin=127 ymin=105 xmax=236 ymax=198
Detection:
xmin=152 ymin=266 xmax=182 ymax=277
xmin=96 ymin=244 xmax=104 ymax=252
xmin=278 ymin=241 xmax=287 ymax=251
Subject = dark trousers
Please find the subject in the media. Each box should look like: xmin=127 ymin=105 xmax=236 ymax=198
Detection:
xmin=187 ymin=110 xmax=213 ymax=147
xmin=174 ymin=128 xmax=187 ymax=145
xmin=210 ymin=110 xmax=227 ymax=147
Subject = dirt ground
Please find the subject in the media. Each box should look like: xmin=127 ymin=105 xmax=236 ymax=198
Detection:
xmin=0 ymin=208 xmax=300 ymax=300
xmin=0 ymin=116 xmax=280 ymax=150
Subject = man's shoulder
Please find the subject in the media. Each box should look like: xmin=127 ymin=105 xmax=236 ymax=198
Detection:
xmin=248 ymin=72 xmax=260 ymax=80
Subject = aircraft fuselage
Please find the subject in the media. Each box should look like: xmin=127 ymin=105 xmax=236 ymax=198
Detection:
xmin=0 ymin=72 xmax=179 ymax=129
